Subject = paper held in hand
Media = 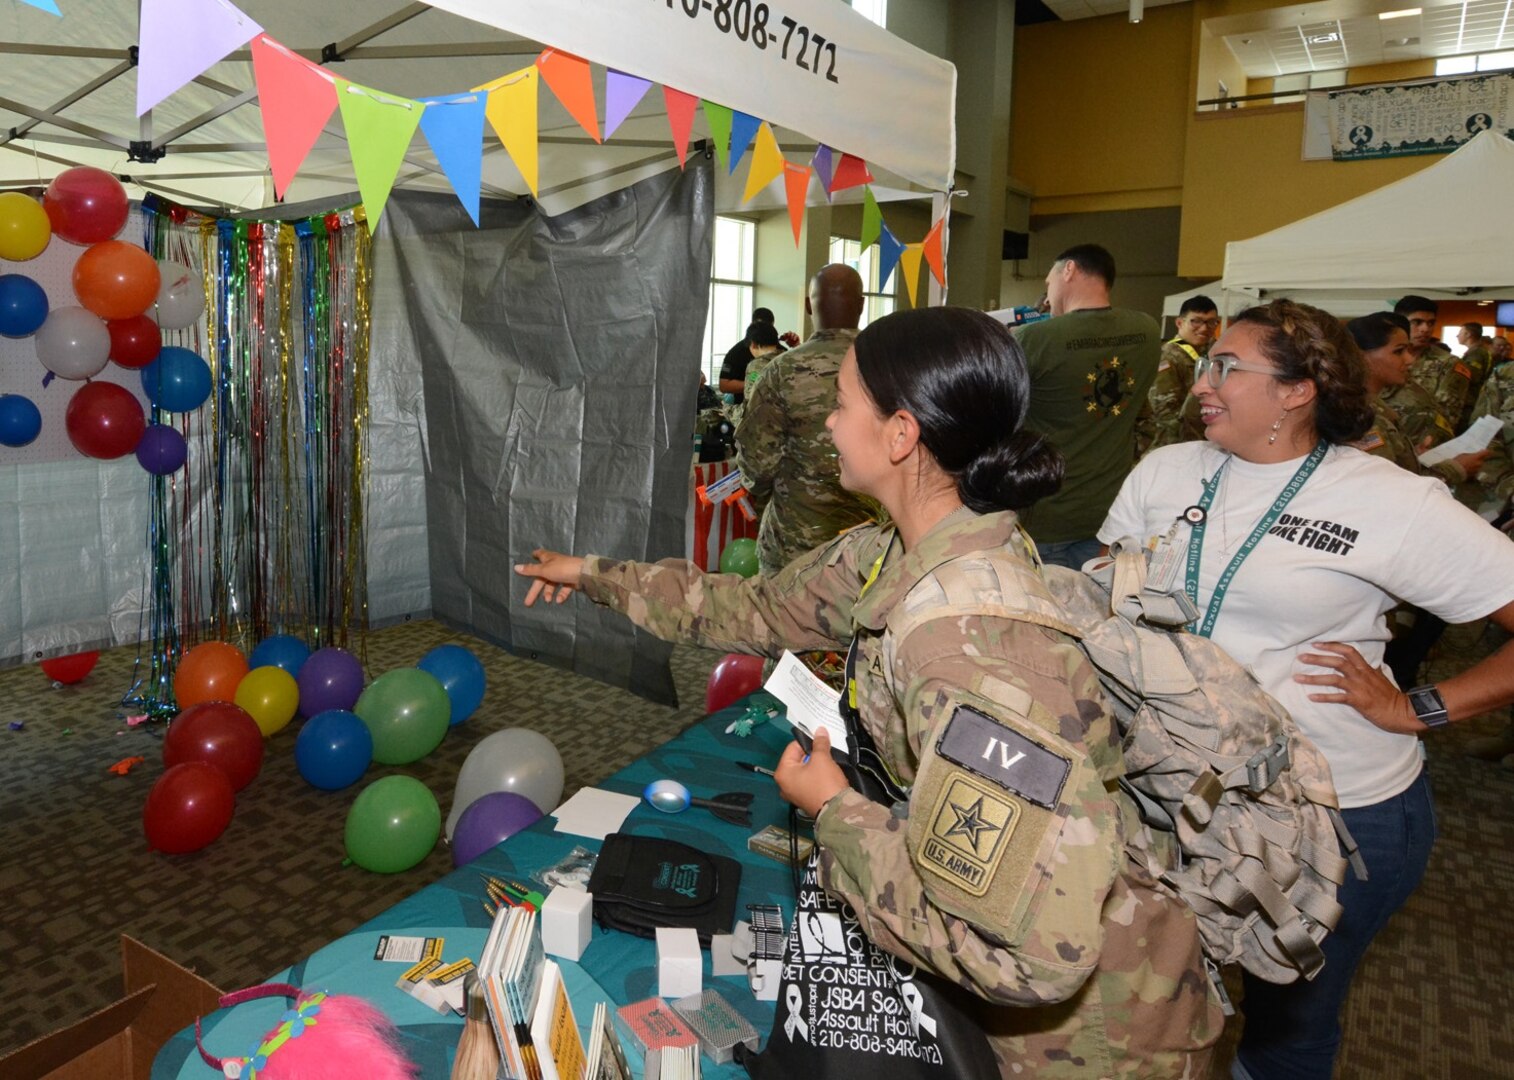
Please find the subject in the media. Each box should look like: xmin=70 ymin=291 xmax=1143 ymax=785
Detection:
xmin=1418 ymin=414 xmax=1503 ymax=466
xmin=762 ymin=651 xmax=849 ymax=752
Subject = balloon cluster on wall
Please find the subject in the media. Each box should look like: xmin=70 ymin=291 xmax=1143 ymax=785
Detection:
xmin=0 ymin=167 xmax=208 ymax=471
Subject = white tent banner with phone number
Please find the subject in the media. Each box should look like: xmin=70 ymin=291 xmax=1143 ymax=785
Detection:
xmin=419 ymin=0 xmax=958 ymax=193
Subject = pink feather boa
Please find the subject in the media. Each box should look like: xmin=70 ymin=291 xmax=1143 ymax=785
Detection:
xmin=253 ymin=994 xmax=419 ymax=1080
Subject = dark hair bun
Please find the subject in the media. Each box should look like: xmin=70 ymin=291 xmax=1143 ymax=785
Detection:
xmin=960 ymin=432 xmax=1065 ymax=513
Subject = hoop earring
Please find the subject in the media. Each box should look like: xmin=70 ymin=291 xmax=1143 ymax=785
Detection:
xmin=1268 ymin=410 xmax=1288 ymax=445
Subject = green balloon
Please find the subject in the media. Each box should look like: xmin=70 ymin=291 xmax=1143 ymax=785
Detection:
xmin=344 ymin=775 xmax=440 ymax=873
xmin=355 ymin=668 xmax=451 ymax=765
xmin=719 ymin=538 xmax=760 ymax=578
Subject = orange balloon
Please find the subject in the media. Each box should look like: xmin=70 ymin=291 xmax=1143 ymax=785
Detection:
xmin=173 ymin=641 xmax=250 ymax=710
xmin=72 ymin=240 xmax=161 ymax=320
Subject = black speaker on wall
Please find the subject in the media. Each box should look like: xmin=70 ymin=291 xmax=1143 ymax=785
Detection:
xmin=1002 ymin=230 xmax=1030 ymax=260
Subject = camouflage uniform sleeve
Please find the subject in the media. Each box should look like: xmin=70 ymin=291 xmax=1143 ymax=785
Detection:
xmin=1144 ymin=347 xmax=1189 ymax=452
xmin=733 ymin=361 xmax=785 ymax=512
xmin=578 ymin=527 xmax=882 ymax=655
xmin=813 ymin=618 xmax=1119 ymax=1006
xmin=1470 ymin=376 xmax=1514 ymax=502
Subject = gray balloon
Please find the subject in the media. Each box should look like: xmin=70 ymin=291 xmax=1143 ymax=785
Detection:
xmin=445 ymin=727 xmax=564 ymax=840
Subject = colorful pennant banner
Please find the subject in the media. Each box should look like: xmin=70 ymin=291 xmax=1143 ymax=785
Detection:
xmin=419 ymin=92 xmax=488 ymax=224
xmin=605 ymin=70 xmax=652 ymax=140
xmin=478 ymin=66 xmax=540 ymax=198
xmin=336 ymin=81 xmax=424 ymax=233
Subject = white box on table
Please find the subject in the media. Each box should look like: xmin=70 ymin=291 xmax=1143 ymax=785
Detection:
xmin=656 ymin=927 xmax=702 ymax=999
xmin=540 ymin=884 xmax=594 ymax=962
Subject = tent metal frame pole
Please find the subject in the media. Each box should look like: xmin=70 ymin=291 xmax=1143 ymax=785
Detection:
xmin=0 ymin=61 xmax=135 ymax=148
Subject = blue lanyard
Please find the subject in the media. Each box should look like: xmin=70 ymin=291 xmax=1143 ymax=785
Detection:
xmin=1183 ymin=442 xmax=1327 ymax=638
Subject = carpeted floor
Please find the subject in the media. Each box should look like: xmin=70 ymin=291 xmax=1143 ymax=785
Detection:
xmin=1 ymin=618 xmax=1510 ymax=1078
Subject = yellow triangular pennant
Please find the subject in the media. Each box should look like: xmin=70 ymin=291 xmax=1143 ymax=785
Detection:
xmin=741 ymin=123 xmax=786 ymax=204
xmin=476 ymin=66 xmax=539 ymax=197
xmin=900 ymin=245 xmax=924 ymax=308
xmin=335 ymin=80 xmax=423 ymax=233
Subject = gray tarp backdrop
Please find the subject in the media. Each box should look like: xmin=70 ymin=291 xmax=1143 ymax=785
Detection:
xmin=373 ymin=159 xmax=715 ymax=706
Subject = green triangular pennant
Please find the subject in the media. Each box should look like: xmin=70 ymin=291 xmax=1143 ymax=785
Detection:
xmin=860 ymin=188 xmax=882 ymax=252
xmin=336 ymin=79 xmax=423 ymax=232
xmin=702 ymin=101 xmax=733 ymax=171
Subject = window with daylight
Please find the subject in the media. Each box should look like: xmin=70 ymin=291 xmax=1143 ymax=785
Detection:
xmin=1436 ymin=50 xmax=1514 ymax=76
xmin=701 ymin=216 xmax=757 ymax=382
xmin=829 ymin=236 xmax=897 ymax=329
xmin=851 ymin=0 xmax=886 ymax=28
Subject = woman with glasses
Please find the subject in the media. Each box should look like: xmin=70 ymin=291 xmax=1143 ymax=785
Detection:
xmin=1098 ymin=299 xmax=1514 ymax=1080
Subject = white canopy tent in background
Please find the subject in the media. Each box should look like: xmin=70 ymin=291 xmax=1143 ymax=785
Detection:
xmin=0 ymin=0 xmax=955 ymax=218
xmin=1215 ymin=131 xmax=1514 ymax=313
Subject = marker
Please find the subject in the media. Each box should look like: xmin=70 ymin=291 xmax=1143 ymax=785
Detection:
xmin=737 ymin=761 xmax=776 ymax=778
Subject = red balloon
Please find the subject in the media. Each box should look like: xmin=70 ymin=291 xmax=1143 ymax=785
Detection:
xmin=73 ymin=241 xmax=160 ymax=320
xmin=44 ymin=166 xmax=129 ymax=246
xmin=705 ymin=653 xmax=765 ymax=713
xmin=39 ymin=650 xmax=100 ymax=684
xmin=107 ymin=314 xmax=162 ymax=368
xmin=173 ymin=641 xmax=250 ymax=710
xmin=143 ymin=762 xmax=236 ymax=854
xmin=163 ymin=701 xmax=265 ymax=791
xmin=65 ymin=381 xmax=145 ymax=459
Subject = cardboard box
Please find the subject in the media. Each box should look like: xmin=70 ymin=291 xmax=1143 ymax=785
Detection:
xmin=0 ymin=935 xmax=225 ymax=1080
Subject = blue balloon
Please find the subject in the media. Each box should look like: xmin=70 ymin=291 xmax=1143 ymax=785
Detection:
xmin=0 ymin=274 xmax=48 ymax=337
xmin=0 ymin=394 xmax=42 ymax=447
xmin=140 ymin=346 xmax=211 ymax=413
xmin=249 ymin=633 xmax=312 ymax=677
xmin=295 ymin=709 xmax=373 ymax=791
xmin=417 ymin=644 xmax=487 ymax=726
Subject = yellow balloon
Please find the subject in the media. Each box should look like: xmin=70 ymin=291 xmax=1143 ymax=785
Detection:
xmin=0 ymin=192 xmax=51 ymax=261
xmin=234 ymin=665 xmax=300 ymax=737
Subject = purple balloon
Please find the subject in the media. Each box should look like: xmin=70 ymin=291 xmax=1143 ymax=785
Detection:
xmin=296 ymin=646 xmax=365 ymax=717
xmin=135 ymin=423 xmax=187 ymax=474
xmin=450 ymin=791 xmax=543 ymax=867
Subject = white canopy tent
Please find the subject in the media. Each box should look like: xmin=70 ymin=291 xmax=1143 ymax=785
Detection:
xmin=0 ymin=0 xmax=955 ymax=217
xmin=1216 ymin=131 xmax=1514 ymax=311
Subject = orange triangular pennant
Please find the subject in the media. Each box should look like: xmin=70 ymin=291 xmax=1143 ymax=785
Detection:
xmin=250 ymin=34 xmax=337 ymax=199
xmin=782 ymin=162 xmax=810 ymax=246
xmin=830 ymin=153 xmax=874 ymax=193
xmin=664 ymin=87 xmax=698 ymax=168
xmin=922 ymin=218 xmax=946 ymax=286
xmin=536 ymin=49 xmax=600 ymax=143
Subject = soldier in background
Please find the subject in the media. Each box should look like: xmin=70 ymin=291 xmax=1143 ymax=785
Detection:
xmin=734 ymin=264 xmax=873 ymax=576
xmin=516 ymin=307 xmax=1222 ymax=1078
xmin=1138 ymin=294 xmax=1219 ymax=454
xmin=1457 ymin=321 xmax=1493 ymax=427
xmin=1395 ymin=295 xmax=1471 ymax=425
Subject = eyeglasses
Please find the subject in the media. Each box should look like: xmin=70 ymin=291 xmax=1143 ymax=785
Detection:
xmin=1194 ymin=353 xmax=1279 ymax=387
xmin=1183 ymin=317 xmax=1222 ymax=330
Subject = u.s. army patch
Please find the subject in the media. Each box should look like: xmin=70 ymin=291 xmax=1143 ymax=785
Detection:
xmin=919 ymin=773 xmax=1019 ymax=897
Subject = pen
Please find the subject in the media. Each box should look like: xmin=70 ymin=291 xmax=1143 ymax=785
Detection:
xmin=737 ymin=761 xmax=777 ymax=778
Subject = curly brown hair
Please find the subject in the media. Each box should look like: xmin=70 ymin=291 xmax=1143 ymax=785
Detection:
xmin=1231 ymin=299 xmax=1375 ymax=445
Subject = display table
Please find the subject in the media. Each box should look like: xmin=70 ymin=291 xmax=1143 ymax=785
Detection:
xmin=152 ymin=700 xmax=795 ymax=1079
xmin=688 ymin=461 xmax=759 ymax=571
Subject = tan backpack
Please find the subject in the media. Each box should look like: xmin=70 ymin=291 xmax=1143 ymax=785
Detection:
xmin=1038 ymin=541 xmax=1363 ymax=995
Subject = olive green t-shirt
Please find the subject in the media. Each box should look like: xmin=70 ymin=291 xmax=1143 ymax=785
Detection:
xmin=1015 ymin=307 xmax=1161 ymax=544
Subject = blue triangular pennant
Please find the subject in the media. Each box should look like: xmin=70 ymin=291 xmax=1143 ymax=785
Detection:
xmin=728 ymin=110 xmax=763 ymax=174
xmin=877 ymin=223 xmax=906 ymax=289
xmin=419 ymin=92 xmax=488 ymax=226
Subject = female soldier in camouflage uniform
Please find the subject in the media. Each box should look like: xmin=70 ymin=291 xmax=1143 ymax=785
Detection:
xmin=516 ymin=307 xmax=1222 ymax=1078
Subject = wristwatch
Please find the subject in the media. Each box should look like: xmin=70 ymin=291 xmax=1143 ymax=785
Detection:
xmin=1406 ymin=684 xmax=1450 ymax=729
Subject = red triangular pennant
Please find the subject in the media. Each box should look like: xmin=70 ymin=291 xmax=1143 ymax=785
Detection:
xmin=250 ymin=34 xmax=338 ymax=199
xmin=829 ymin=153 xmax=874 ymax=194
xmin=783 ymin=162 xmax=810 ymax=246
xmin=663 ymin=87 xmax=698 ymax=168
xmin=922 ymin=218 xmax=946 ymax=286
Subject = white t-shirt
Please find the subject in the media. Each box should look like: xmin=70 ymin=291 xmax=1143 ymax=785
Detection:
xmin=1099 ymin=441 xmax=1514 ymax=808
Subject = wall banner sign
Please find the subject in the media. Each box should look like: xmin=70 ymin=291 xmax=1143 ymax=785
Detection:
xmin=1328 ymin=71 xmax=1514 ymax=160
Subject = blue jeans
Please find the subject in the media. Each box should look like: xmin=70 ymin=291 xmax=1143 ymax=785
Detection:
xmin=1035 ymin=537 xmax=1103 ymax=570
xmin=1232 ymin=770 xmax=1437 ymax=1080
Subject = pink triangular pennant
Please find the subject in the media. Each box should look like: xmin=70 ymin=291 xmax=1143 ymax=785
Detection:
xmin=536 ymin=49 xmax=600 ymax=143
xmin=830 ymin=153 xmax=874 ymax=194
xmin=782 ymin=162 xmax=810 ymax=247
xmin=137 ymin=0 xmax=261 ymax=116
xmin=922 ymin=218 xmax=946 ymax=286
xmin=663 ymin=87 xmax=698 ymax=168
xmin=250 ymin=34 xmax=338 ymax=199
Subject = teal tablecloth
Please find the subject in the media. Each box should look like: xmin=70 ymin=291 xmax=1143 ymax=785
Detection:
xmin=153 ymin=696 xmax=796 ymax=1080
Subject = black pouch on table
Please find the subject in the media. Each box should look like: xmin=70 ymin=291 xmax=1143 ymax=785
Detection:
xmin=585 ymin=832 xmax=741 ymax=946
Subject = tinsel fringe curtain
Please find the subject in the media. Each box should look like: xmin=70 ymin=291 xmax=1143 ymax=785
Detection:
xmin=124 ymin=197 xmax=372 ymax=717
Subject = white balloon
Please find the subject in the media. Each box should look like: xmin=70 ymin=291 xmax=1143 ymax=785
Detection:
xmin=153 ymin=260 xmax=205 ymax=330
xmin=445 ymin=728 xmax=565 ymax=840
xmin=35 ymin=306 xmax=109 ymax=380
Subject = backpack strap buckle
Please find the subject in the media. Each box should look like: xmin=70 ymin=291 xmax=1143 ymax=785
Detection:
xmin=1245 ymin=735 xmax=1290 ymax=794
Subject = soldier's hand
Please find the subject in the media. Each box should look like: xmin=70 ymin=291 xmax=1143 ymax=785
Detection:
xmin=514 ymin=548 xmax=586 ymax=606
xmin=776 ymin=727 xmax=850 ymax=818
xmin=1453 ymin=448 xmax=1492 ymax=476
xmin=1294 ymin=642 xmax=1420 ymax=733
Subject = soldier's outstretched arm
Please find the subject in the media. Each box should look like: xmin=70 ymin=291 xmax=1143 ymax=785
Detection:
xmin=813 ymin=618 xmax=1120 ymax=1006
